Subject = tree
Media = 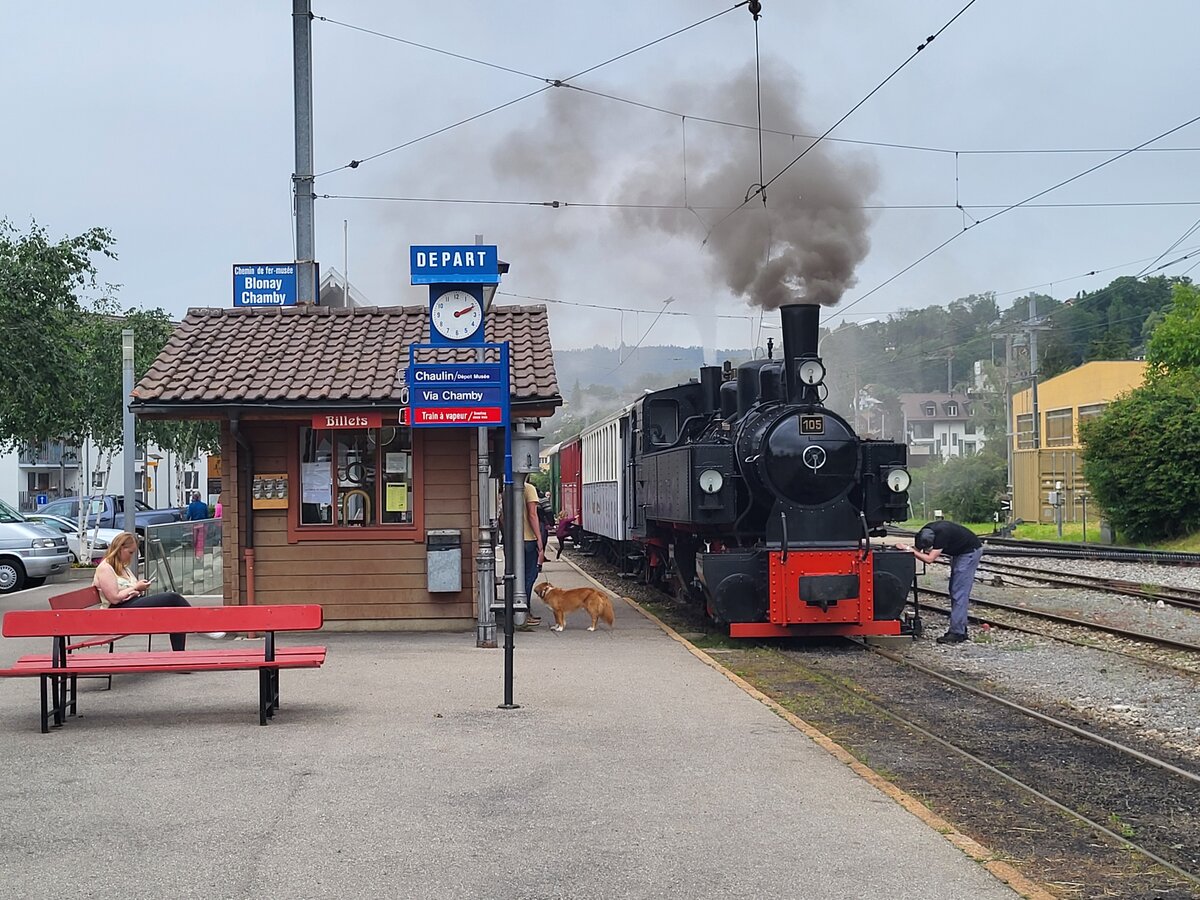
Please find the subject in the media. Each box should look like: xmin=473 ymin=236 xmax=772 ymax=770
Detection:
xmin=1144 ymin=282 xmax=1200 ymax=379
xmin=919 ymin=452 xmax=1008 ymax=523
xmin=1081 ymin=371 xmax=1200 ymax=541
xmin=1081 ymin=283 xmax=1200 ymax=542
xmin=0 ymin=220 xmax=115 ymax=447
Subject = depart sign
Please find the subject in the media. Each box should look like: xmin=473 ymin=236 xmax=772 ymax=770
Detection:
xmin=409 ymin=245 xmax=499 ymax=285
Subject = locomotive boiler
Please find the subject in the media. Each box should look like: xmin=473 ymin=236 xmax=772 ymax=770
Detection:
xmin=554 ymin=302 xmax=916 ymax=638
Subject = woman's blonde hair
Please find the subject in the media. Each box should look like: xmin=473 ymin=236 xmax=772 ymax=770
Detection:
xmin=101 ymin=532 xmax=139 ymax=576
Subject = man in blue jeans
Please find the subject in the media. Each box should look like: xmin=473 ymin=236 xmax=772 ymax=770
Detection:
xmin=905 ymin=520 xmax=983 ymax=644
xmin=520 ymin=480 xmax=545 ymax=628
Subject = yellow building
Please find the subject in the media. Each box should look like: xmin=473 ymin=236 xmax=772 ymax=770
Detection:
xmin=1010 ymin=361 xmax=1145 ymax=524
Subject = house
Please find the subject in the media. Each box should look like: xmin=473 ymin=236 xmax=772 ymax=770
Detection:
xmin=131 ymin=303 xmax=560 ymax=629
xmin=1010 ymin=360 xmax=1145 ymax=524
xmin=899 ymin=391 xmax=985 ymax=465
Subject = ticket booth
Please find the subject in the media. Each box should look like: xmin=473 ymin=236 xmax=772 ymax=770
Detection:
xmin=131 ymin=303 xmax=561 ymax=629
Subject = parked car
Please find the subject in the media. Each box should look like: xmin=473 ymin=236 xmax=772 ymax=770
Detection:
xmin=37 ymin=495 xmax=183 ymax=538
xmin=0 ymin=499 xmax=71 ymax=593
xmin=24 ymin=513 xmax=123 ymax=565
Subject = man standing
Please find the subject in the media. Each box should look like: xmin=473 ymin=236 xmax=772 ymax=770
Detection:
xmin=185 ymin=492 xmax=208 ymax=521
xmin=520 ymin=481 xmax=545 ymax=628
xmin=904 ymin=520 xmax=983 ymax=644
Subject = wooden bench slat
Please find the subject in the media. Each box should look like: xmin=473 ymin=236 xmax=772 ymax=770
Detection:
xmin=9 ymin=646 xmax=326 ymax=667
xmin=3 ymin=604 xmax=323 ymax=638
xmin=1 ymin=649 xmax=327 ymax=677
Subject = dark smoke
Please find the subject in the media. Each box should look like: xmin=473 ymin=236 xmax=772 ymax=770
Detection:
xmin=484 ymin=58 xmax=877 ymax=314
xmin=629 ymin=61 xmax=877 ymax=309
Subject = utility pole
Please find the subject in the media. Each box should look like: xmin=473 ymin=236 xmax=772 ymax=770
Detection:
xmin=293 ymin=0 xmax=316 ymax=305
xmin=122 ymin=330 xmax=136 ymax=535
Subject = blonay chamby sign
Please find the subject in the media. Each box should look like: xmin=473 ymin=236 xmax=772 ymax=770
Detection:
xmin=233 ymin=263 xmax=303 ymax=307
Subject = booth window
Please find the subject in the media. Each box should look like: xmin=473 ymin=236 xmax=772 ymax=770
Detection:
xmin=299 ymin=426 xmax=413 ymax=527
xmin=1045 ymin=408 xmax=1073 ymax=447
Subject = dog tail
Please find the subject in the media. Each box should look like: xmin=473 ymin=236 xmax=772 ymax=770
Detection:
xmin=599 ymin=596 xmax=616 ymax=628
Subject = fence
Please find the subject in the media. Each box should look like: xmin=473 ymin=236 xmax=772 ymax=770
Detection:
xmin=144 ymin=518 xmax=223 ymax=596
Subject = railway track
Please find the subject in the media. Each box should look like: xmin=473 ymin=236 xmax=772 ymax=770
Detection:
xmin=915 ymin=587 xmax=1200 ymax=677
xmin=978 ymin=559 xmax=1200 ymax=611
xmin=887 ymin=527 xmax=1200 ymax=566
xmin=760 ymin=643 xmax=1200 ymax=895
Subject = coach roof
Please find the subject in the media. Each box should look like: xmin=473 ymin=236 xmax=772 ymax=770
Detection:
xmin=131 ymin=304 xmax=560 ymax=415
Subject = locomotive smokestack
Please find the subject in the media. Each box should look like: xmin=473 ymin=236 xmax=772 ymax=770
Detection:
xmin=781 ymin=304 xmax=820 ymax=403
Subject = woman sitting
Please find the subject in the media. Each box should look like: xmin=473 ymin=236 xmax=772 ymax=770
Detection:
xmin=92 ymin=532 xmax=223 ymax=650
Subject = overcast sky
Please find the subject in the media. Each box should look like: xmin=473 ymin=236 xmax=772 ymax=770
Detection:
xmin=7 ymin=2 xmax=1199 ymax=353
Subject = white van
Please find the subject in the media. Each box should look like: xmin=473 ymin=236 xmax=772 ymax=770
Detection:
xmin=0 ymin=499 xmax=71 ymax=593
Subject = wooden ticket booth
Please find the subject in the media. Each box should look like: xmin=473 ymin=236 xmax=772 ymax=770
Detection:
xmin=131 ymin=303 xmax=560 ymax=629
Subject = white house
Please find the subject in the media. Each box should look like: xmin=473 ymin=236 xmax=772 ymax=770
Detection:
xmin=900 ymin=391 xmax=986 ymax=464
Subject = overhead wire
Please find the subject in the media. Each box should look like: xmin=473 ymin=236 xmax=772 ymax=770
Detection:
xmin=313 ymin=3 xmax=749 ymax=179
xmin=836 ymin=111 xmax=1200 ymax=318
xmin=703 ymin=0 xmax=982 ymax=243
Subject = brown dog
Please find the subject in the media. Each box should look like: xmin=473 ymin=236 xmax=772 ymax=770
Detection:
xmin=533 ymin=582 xmax=615 ymax=632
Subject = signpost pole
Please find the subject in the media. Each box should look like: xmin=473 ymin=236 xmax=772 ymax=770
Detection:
xmin=292 ymin=0 xmax=316 ymax=305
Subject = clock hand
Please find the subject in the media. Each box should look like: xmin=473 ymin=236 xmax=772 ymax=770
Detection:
xmin=454 ymin=306 xmax=475 ymax=317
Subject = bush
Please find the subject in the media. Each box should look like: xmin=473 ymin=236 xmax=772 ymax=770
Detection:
xmin=1082 ymin=371 xmax=1200 ymax=542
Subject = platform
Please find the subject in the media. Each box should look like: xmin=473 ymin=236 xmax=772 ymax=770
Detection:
xmin=0 ymin=560 xmax=1033 ymax=899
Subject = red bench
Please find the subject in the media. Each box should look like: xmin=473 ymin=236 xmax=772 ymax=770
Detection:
xmin=1 ymin=605 xmax=326 ymax=732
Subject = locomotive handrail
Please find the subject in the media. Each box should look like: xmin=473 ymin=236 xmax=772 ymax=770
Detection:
xmin=780 ymin=512 xmax=789 ymax=564
xmin=858 ymin=511 xmax=870 ymax=561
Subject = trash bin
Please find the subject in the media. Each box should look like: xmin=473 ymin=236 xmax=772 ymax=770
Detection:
xmin=426 ymin=529 xmax=462 ymax=593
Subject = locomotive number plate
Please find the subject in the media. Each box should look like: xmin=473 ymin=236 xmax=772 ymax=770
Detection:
xmin=800 ymin=415 xmax=824 ymax=435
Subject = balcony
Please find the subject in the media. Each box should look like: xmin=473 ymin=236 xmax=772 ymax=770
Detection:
xmin=17 ymin=441 xmax=81 ymax=468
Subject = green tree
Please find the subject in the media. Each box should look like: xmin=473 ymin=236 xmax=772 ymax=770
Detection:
xmin=1081 ymin=283 xmax=1200 ymax=541
xmin=919 ymin=453 xmax=1008 ymax=523
xmin=0 ymin=220 xmax=115 ymax=447
xmin=1144 ymin=282 xmax=1200 ymax=379
xmin=1081 ymin=371 xmax=1200 ymax=541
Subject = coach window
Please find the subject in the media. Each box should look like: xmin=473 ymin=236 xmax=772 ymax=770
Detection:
xmin=299 ymin=426 xmax=414 ymax=528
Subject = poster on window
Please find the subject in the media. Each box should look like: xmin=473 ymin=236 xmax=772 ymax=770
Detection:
xmin=302 ymin=462 xmax=332 ymax=505
xmin=384 ymin=452 xmax=408 ymax=475
xmin=385 ymin=483 xmax=408 ymax=512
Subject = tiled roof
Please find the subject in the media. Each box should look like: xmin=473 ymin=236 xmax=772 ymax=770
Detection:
xmin=132 ymin=304 xmax=560 ymax=407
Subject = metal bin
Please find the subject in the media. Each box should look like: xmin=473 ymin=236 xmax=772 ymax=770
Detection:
xmin=426 ymin=529 xmax=462 ymax=593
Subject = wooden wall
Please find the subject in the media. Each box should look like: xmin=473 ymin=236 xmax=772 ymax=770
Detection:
xmin=220 ymin=419 xmax=478 ymax=629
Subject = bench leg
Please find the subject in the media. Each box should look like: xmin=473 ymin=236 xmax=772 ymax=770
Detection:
xmin=271 ymin=669 xmax=280 ymax=714
xmin=69 ymin=674 xmax=78 ymax=717
xmin=39 ymin=676 xmax=49 ymax=734
xmin=258 ymin=668 xmax=270 ymax=725
xmin=52 ymin=675 xmax=65 ymax=727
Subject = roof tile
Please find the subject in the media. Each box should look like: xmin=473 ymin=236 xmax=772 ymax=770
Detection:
xmin=132 ymin=304 xmax=561 ymax=408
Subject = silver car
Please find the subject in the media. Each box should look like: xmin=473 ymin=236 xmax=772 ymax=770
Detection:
xmin=0 ymin=499 xmax=71 ymax=593
xmin=25 ymin=513 xmax=122 ymax=565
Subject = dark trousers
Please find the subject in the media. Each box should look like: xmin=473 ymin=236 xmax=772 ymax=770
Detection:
xmin=523 ymin=540 xmax=541 ymax=606
xmin=122 ymin=591 xmax=192 ymax=651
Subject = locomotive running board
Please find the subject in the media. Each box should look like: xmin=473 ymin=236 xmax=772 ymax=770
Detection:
xmin=730 ymin=621 xmax=903 ymax=638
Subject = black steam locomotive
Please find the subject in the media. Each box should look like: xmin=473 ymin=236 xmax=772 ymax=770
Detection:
xmin=556 ymin=303 xmax=916 ymax=638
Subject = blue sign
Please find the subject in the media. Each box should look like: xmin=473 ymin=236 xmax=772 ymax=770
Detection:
xmin=410 ymin=245 xmax=499 ymax=285
xmin=233 ymin=263 xmax=300 ymax=307
xmin=407 ymin=344 xmax=510 ymax=429
xmin=36 ymin=493 xmax=48 ymax=507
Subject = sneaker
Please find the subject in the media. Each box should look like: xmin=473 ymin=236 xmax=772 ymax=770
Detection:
xmin=204 ymin=632 xmax=228 ymax=640
xmin=936 ymin=631 xmax=967 ymax=644
xmin=524 ymin=616 xmax=542 ymax=626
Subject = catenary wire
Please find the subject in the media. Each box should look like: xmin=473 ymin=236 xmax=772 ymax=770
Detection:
xmin=836 ymin=112 xmax=1200 ymax=318
xmin=703 ymin=0 xmax=982 ymax=242
xmin=314 ymin=3 xmax=747 ymax=178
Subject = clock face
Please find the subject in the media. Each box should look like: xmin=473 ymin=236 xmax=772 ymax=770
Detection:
xmin=430 ymin=289 xmax=483 ymax=341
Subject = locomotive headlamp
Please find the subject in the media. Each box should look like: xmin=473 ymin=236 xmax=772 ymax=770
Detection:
xmin=698 ymin=469 xmax=724 ymax=494
xmin=885 ymin=467 xmax=912 ymax=493
xmin=797 ymin=359 xmax=826 ymax=386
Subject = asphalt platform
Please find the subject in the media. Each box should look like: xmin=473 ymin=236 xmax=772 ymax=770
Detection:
xmin=0 ymin=559 xmax=1035 ymax=900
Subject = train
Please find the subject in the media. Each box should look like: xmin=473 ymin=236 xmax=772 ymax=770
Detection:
xmin=547 ymin=302 xmax=917 ymax=638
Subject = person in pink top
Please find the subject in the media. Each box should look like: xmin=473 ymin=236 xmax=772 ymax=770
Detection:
xmin=214 ymin=499 xmax=223 ymax=519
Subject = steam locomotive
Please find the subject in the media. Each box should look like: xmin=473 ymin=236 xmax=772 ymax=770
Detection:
xmin=549 ymin=302 xmax=917 ymax=638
